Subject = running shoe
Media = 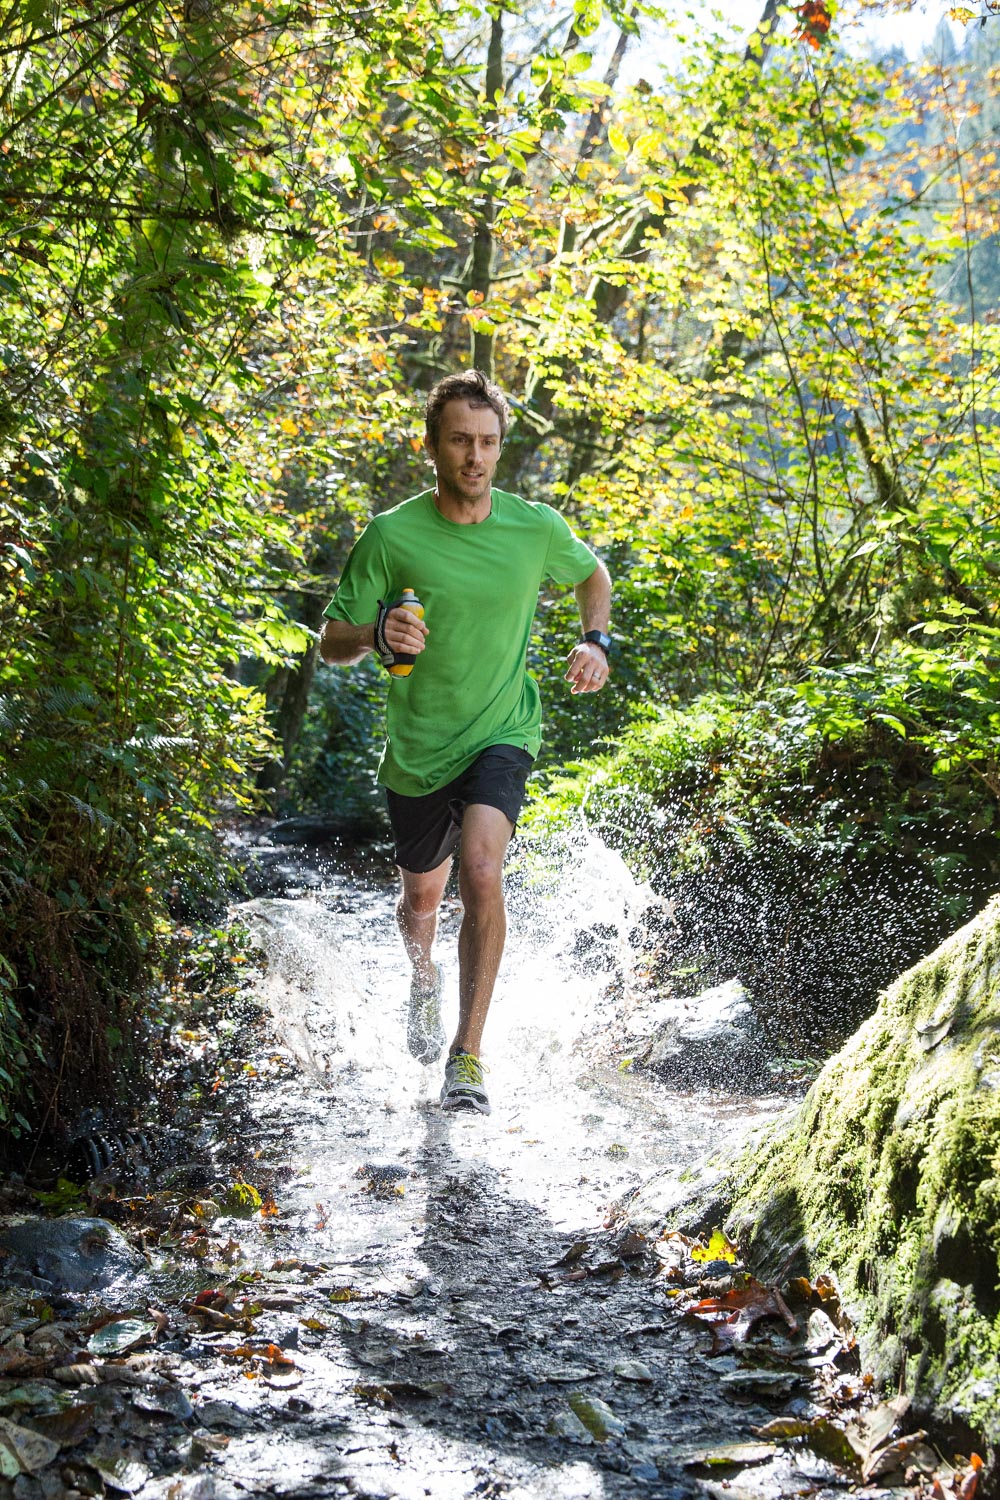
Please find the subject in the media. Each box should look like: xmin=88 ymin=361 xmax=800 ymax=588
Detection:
xmin=440 ymin=1050 xmax=491 ymax=1115
xmin=406 ymin=961 xmax=445 ymax=1064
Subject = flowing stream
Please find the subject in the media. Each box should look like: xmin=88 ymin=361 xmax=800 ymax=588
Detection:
xmin=240 ymin=826 xmax=781 ymax=1240
xmin=174 ymin=822 xmax=910 ymax=1500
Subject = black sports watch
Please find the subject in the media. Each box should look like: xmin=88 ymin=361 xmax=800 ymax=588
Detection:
xmin=582 ymin=629 xmax=612 ymax=654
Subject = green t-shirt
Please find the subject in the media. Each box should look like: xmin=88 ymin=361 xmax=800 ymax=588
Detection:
xmin=323 ymin=487 xmax=598 ymax=796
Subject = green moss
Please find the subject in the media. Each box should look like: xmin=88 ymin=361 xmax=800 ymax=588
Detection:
xmin=727 ymin=897 xmax=1000 ymax=1449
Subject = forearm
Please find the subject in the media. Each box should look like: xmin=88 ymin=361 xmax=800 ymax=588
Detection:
xmin=320 ymin=617 xmax=375 ymax=665
xmin=574 ymin=560 xmax=612 ymax=634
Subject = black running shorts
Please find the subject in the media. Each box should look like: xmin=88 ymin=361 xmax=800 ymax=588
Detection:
xmin=385 ymin=744 xmax=534 ymax=874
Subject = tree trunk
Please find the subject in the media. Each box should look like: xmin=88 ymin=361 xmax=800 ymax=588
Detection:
xmin=468 ymin=10 xmax=504 ymax=376
xmin=257 ymin=591 xmax=325 ymax=795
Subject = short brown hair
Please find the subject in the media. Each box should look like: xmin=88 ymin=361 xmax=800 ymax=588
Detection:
xmin=424 ymin=369 xmax=511 ymax=451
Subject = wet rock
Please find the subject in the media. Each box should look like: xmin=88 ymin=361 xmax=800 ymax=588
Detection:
xmin=0 ymin=1218 xmax=149 ymax=1306
xmin=131 ymin=1385 xmax=194 ymax=1422
xmin=727 ymin=895 xmax=1000 ymax=1450
xmin=547 ymin=1408 xmax=594 ymax=1442
xmin=194 ymin=1401 xmax=253 ymax=1432
xmin=264 ymin=816 xmax=376 ymax=847
xmin=633 ymin=979 xmax=760 ymax=1087
xmin=615 ymin=1166 xmax=737 ymax=1243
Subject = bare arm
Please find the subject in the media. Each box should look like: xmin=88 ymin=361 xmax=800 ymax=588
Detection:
xmin=319 ymin=608 xmax=428 ymax=667
xmin=574 ymin=560 xmax=612 ymax=635
xmin=565 ymin=560 xmax=613 ymax=695
xmin=320 ymin=617 xmax=374 ymax=666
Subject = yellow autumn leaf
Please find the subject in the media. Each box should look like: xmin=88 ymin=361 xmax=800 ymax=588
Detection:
xmin=690 ymin=1228 xmax=739 ymax=1264
xmin=607 ymin=122 xmax=630 ymax=157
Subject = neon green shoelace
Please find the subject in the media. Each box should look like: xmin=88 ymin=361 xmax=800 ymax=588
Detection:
xmin=450 ymin=1052 xmax=486 ymax=1086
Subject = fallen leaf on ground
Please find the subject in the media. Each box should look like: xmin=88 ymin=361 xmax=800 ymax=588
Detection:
xmin=185 ymin=1303 xmax=247 ymax=1332
xmin=52 ymin=1364 xmax=101 ymax=1387
xmin=22 ymin=1401 xmax=96 ymax=1448
xmin=86 ymin=1448 xmax=150 ymax=1494
xmin=190 ymin=1431 xmax=231 ymax=1459
xmin=753 ymin=1402 xmax=928 ymax=1482
xmin=960 ymin=1454 xmax=984 ymax=1499
xmin=222 ymin=1342 xmax=296 ymax=1370
xmin=678 ymin=1441 xmax=776 ymax=1468
xmin=589 ymin=1259 xmax=627 ymax=1281
xmin=613 ymin=1359 xmax=653 ymax=1382
xmin=0 ymin=1352 xmax=50 ymax=1379
xmin=687 ymin=1277 xmax=798 ymax=1351
xmin=352 ymin=1382 xmax=398 ymax=1408
xmin=352 ymin=1379 xmax=450 ymax=1406
xmin=0 ymin=1383 xmax=75 ymax=1416
xmin=927 ymin=1451 xmax=983 ymax=1499
xmin=657 ymin=1230 xmax=695 ymax=1248
xmin=902 ymin=1440 xmax=939 ymax=1477
xmin=786 ymin=1272 xmax=841 ymax=1314
xmin=752 ymin=1417 xmax=814 ymax=1441
xmin=843 ymin=1395 xmax=910 ymax=1473
xmin=568 ymin=1393 xmax=626 ymax=1441
xmin=753 ymin=1414 xmax=859 ymax=1468
xmin=131 ymin=1384 xmax=194 ymax=1420
xmin=356 ymin=1163 xmax=408 ymax=1197
xmin=542 ymin=1366 xmax=598 ymax=1383
xmin=192 ymin=1289 xmax=231 ymax=1310
xmin=691 ymin=1229 xmax=739 ymax=1264
xmin=547 ymin=1409 xmax=594 ymax=1442
xmin=865 ymin=1430 xmax=929 ymax=1480
xmin=223 ymin=1181 xmax=262 ymax=1215
xmin=86 ymin=1318 xmax=159 ymax=1356
xmin=0 ymin=1416 xmax=60 ymax=1476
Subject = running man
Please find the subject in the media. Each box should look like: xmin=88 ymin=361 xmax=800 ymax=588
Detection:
xmin=320 ymin=370 xmax=612 ymax=1115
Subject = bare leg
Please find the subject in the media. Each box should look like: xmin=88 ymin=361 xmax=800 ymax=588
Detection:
xmin=398 ymin=857 xmax=452 ymax=991
xmin=452 ymin=803 xmax=514 ymax=1058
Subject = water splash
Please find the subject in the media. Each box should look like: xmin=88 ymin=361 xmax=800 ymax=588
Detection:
xmin=234 ymin=812 xmax=781 ymax=1237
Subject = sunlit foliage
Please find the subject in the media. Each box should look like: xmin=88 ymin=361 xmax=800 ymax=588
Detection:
xmin=1 ymin=0 xmax=997 ymax=1134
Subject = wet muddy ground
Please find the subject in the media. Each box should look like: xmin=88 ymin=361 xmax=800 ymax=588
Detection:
xmin=0 ymin=833 xmax=985 ymax=1499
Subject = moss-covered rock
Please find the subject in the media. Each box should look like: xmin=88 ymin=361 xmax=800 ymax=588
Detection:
xmin=727 ymin=896 xmax=1000 ymax=1454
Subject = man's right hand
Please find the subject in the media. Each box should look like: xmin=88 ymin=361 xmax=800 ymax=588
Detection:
xmin=382 ymin=604 xmax=428 ymax=657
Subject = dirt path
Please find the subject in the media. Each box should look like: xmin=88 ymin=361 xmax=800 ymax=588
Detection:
xmin=0 ymin=835 xmax=961 ymax=1499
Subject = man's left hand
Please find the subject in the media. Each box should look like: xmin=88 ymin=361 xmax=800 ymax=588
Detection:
xmin=565 ymin=642 xmax=610 ymax=695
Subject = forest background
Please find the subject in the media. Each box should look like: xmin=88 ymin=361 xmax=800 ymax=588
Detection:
xmin=1 ymin=0 xmax=998 ymax=1142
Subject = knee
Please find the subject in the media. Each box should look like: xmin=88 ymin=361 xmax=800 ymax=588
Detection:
xmin=459 ymin=853 xmax=504 ymax=910
xmin=399 ymin=887 xmax=440 ymax=921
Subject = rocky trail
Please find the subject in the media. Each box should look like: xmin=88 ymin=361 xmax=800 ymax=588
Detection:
xmin=0 ymin=830 xmax=985 ymax=1500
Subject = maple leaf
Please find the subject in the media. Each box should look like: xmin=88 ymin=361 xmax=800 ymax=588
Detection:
xmin=794 ymin=1 xmax=832 ymax=48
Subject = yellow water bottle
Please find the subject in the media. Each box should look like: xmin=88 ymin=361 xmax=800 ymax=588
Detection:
xmin=388 ymin=588 xmax=423 ymax=678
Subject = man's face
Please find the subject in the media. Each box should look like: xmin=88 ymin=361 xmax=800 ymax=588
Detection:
xmin=426 ymin=400 xmax=502 ymax=506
